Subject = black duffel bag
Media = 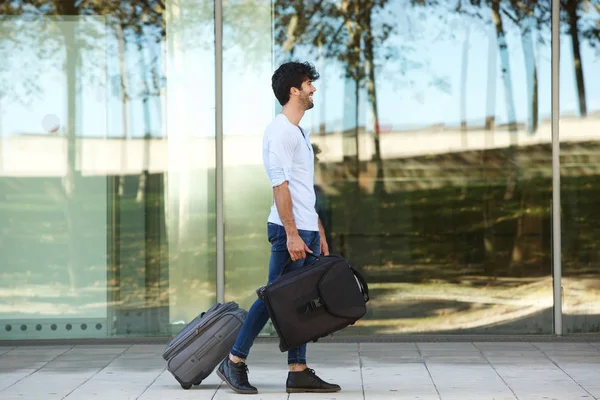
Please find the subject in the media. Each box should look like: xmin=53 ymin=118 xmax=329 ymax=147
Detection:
xmin=256 ymin=254 xmax=369 ymax=352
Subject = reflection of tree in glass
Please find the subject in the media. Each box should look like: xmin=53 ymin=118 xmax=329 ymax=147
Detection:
xmin=0 ymin=0 xmax=165 ymax=293
xmin=274 ymin=0 xmax=410 ymax=195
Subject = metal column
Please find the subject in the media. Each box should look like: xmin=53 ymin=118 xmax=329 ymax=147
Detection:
xmin=551 ymin=0 xmax=562 ymax=335
xmin=215 ymin=0 xmax=225 ymax=304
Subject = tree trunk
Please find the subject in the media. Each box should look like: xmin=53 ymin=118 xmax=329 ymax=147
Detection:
xmin=483 ymin=27 xmax=496 ymax=273
xmin=510 ymin=187 xmax=526 ymax=269
xmin=115 ymin=23 xmax=129 ymax=197
xmin=485 ymin=27 xmax=496 ymax=141
xmin=491 ymin=0 xmax=517 ymax=134
xmin=520 ymin=14 xmax=538 ymax=133
xmin=533 ymin=58 xmax=538 ymax=132
xmin=354 ymin=78 xmax=360 ymax=181
xmin=491 ymin=0 xmax=518 ymax=201
xmin=137 ymin=36 xmax=152 ymax=204
xmin=55 ymin=0 xmax=80 ymax=292
xmin=364 ymin=7 xmax=384 ymax=195
xmin=341 ymin=0 xmax=362 ymax=183
xmin=460 ymin=25 xmax=470 ymax=148
xmin=566 ymin=0 xmax=587 ymax=117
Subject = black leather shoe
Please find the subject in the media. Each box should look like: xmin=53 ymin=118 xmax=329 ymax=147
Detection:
xmin=286 ymin=368 xmax=341 ymax=393
xmin=216 ymin=358 xmax=258 ymax=394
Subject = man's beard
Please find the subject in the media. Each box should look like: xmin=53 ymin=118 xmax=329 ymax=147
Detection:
xmin=302 ymin=94 xmax=314 ymax=110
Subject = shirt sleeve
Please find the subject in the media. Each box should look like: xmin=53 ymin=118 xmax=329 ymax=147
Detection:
xmin=268 ymin=130 xmax=299 ymax=187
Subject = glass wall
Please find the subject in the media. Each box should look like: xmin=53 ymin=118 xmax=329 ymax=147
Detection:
xmin=0 ymin=0 xmax=595 ymax=341
xmin=267 ymin=0 xmax=554 ymax=334
xmin=0 ymin=0 xmax=217 ymax=340
xmin=164 ymin=0 xmax=217 ymax=334
xmin=221 ymin=0 xmax=274 ymax=312
xmin=0 ymin=14 xmax=114 ymax=339
xmin=560 ymin=0 xmax=600 ymax=334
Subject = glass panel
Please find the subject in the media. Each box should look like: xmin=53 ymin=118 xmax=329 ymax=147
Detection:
xmin=270 ymin=0 xmax=553 ymax=334
xmin=222 ymin=0 xmax=276 ymax=334
xmin=560 ymin=0 xmax=600 ymax=334
xmin=165 ymin=0 xmax=217 ymax=333
xmin=0 ymin=14 xmax=112 ymax=339
xmin=0 ymin=0 xmax=217 ymax=339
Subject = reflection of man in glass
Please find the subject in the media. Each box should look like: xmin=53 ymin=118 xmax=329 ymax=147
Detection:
xmin=312 ymin=143 xmax=332 ymax=254
xmin=217 ymin=61 xmax=340 ymax=394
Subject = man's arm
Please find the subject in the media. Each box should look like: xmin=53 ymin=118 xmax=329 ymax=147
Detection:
xmin=273 ymin=181 xmax=298 ymax=236
xmin=273 ymin=181 xmax=312 ymax=261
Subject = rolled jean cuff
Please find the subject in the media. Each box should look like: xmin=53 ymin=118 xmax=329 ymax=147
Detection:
xmin=230 ymin=347 xmax=248 ymax=360
xmin=288 ymin=358 xmax=307 ymax=365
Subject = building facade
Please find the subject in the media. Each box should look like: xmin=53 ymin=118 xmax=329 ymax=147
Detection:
xmin=1 ymin=0 xmax=599 ymax=342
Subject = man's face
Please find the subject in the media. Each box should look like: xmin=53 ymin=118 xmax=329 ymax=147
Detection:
xmin=298 ymin=79 xmax=316 ymax=110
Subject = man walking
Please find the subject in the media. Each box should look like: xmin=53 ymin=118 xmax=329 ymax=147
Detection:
xmin=217 ymin=61 xmax=341 ymax=395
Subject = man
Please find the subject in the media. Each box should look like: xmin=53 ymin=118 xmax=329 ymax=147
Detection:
xmin=217 ymin=61 xmax=341 ymax=395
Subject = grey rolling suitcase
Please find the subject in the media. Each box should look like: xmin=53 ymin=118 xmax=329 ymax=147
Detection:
xmin=162 ymin=302 xmax=247 ymax=389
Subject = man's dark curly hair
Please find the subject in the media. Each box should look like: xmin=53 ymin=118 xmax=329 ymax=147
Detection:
xmin=271 ymin=61 xmax=320 ymax=106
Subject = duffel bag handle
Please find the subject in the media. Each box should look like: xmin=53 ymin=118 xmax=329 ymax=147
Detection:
xmin=350 ymin=266 xmax=370 ymax=302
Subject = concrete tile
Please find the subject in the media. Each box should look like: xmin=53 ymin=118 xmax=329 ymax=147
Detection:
xmin=426 ymin=364 xmax=516 ymax=400
xmin=0 ymin=352 xmax=65 ymax=363
xmin=0 ymin=370 xmax=37 ymax=391
xmin=531 ymin=342 xmax=597 ymax=351
xmin=473 ymin=342 xmax=537 ymax=351
xmin=0 ymin=347 xmax=15 ymax=356
xmin=138 ymin=369 xmax=222 ymax=399
xmin=485 ymin=355 xmax=553 ymax=366
xmin=363 ymin=363 xmax=439 ymax=400
xmin=417 ymin=343 xmax=478 ymax=353
xmin=478 ymin=349 xmax=545 ymax=357
xmin=361 ymin=353 xmax=423 ymax=365
xmin=4 ymin=346 xmax=71 ymax=355
xmin=548 ymin=355 xmax=600 ymax=364
xmin=582 ymin=386 xmax=600 ymax=398
xmin=124 ymin=344 xmax=165 ymax=354
xmin=424 ymin=354 xmax=488 ymax=365
xmin=492 ymin=364 xmax=594 ymax=400
xmin=53 ymin=353 xmax=118 ymax=362
xmin=0 ymin=361 xmax=50 ymax=371
xmin=0 ymin=369 xmax=97 ymax=399
xmin=541 ymin=349 xmax=600 ymax=357
xmin=1 ymin=342 xmax=599 ymax=399
xmin=41 ymin=359 xmax=114 ymax=370
xmin=71 ymin=345 xmax=130 ymax=352
xmin=360 ymin=343 xmax=418 ymax=351
xmin=63 ymin=368 xmax=166 ymax=400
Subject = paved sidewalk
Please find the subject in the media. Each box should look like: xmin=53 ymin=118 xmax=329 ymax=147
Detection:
xmin=0 ymin=342 xmax=599 ymax=399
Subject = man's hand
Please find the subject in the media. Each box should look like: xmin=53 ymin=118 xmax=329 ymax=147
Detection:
xmin=287 ymin=233 xmax=313 ymax=261
xmin=320 ymin=235 xmax=329 ymax=256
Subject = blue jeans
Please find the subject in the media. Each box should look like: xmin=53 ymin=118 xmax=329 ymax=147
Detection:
xmin=230 ymin=222 xmax=321 ymax=365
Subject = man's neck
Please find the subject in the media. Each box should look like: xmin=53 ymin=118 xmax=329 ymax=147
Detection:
xmin=281 ymin=104 xmax=305 ymax=126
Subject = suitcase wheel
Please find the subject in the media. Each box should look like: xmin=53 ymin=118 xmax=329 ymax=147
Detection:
xmin=181 ymin=383 xmax=193 ymax=390
xmin=193 ymin=380 xmax=202 ymax=386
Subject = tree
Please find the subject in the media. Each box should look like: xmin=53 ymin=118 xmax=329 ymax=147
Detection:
xmin=562 ymin=0 xmax=588 ymax=117
xmin=504 ymin=0 xmax=543 ymax=133
xmin=0 ymin=0 xmax=165 ymax=292
xmin=274 ymin=0 xmax=395 ymax=195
